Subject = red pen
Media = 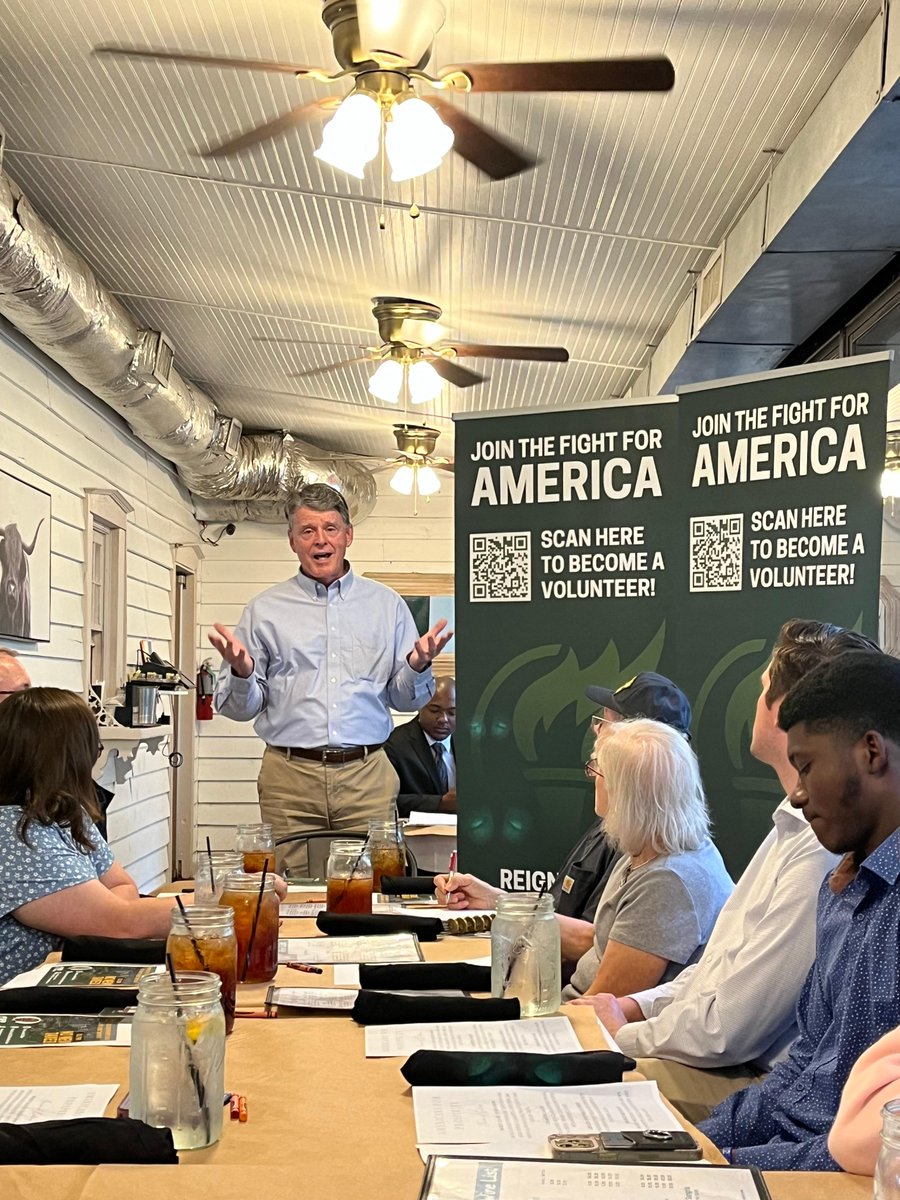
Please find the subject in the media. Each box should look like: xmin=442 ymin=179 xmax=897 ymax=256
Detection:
xmin=286 ymin=963 xmax=323 ymax=974
xmin=446 ymin=850 xmax=458 ymax=896
xmin=229 ymin=1094 xmax=241 ymax=1121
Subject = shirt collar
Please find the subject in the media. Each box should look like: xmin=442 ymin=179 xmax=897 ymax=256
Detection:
xmin=773 ymin=795 xmax=810 ymax=831
xmin=858 ymin=826 xmax=900 ymax=886
xmin=295 ymin=561 xmax=355 ymax=599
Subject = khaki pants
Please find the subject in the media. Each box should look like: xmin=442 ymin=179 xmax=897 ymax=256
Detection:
xmin=257 ymin=746 xmax=400 ymax=876
xmin=635 ymin=1057 xmax=767 ymax=1125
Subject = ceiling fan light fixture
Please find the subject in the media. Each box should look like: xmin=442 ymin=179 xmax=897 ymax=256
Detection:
xmin=407 ymin=358 xmax=444 ymax=404
xmin=416 ymin=463 xmax=441 ymax=496
xmin=314 ymin=91 xmax=381 ymax=178
xmin=358 ymin=0 xmax=446 ymax=67
xmin=368 ymin=358 xmax=404 ymax=403
xmin=385 ymin=95 xmax=454 ymax=182
xmin=389 ymin=462 xmax=416 ymax=495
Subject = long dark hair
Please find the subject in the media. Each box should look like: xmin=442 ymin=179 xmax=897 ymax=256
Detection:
xmin=0 ymin=688 xmax=101 ymax=852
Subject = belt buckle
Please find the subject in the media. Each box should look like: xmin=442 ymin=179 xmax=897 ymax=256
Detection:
xmin=322 ymin=747 xmax=341 ymax=764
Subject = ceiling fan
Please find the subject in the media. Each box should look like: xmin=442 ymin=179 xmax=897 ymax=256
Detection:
xmin=256 ymin=295 xmax=570 ymax=403
xmin=305 ymin=422 xmax=450 ymax=504
xmin=94 ymin=0 xmax=675 ymax=182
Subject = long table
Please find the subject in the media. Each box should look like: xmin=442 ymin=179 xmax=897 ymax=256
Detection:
xmin=0 ymin=898 xmax=875 ymax=1198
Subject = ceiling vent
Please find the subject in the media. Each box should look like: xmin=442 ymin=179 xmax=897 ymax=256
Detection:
xmin=695 ymin=249 xmax=724 ymax=332
xmin=136 ymin=329 xmax=176 ymax=388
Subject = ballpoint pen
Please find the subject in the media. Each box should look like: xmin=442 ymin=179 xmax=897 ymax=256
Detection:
xmin=446 ymin=850 xmax=458 ymax=899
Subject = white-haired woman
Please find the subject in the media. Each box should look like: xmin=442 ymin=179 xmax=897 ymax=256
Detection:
xmin=563 ymin=718 xmax=733 ymax=1002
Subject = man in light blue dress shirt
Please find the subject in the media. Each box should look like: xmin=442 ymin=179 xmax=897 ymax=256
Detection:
xmin=210 ymin=483 xmax=452 ymax=875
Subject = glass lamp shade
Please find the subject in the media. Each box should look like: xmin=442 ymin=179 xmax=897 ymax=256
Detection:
xmin=385 ymin=95 xmax=454 ymax=182
xmin=314 ymin=92 xmax=382 ymax=179
xmin=389 ymin=463 xmax=416 ymax=495
xmin=416 ymin=463 xmax=441 ymax=495
xmin=883 ymin=469 xmax=900 ymax=499
xmin=368 ymin=359 xmax=404 ymax=403
xmin=408 ymin=359 xmax=444 ymax=404
xmin=357 ymin=0 xmax=446 ymax=66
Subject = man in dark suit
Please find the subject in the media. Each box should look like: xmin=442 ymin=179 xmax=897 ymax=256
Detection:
xmin=386 ymin=676 xmax=456 ymax=819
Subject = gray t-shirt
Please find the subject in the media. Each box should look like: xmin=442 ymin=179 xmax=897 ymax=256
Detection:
xmin=563 ymin=837 xmax=734 ymax=1000
xmin=0 ymin=807 xmax=114 ymax=985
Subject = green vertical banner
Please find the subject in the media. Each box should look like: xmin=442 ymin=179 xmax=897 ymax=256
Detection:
xmin=673 ymin=354 xmax=888 ymax=873
xmin=454 ymin=400 xmax=680 ymax=886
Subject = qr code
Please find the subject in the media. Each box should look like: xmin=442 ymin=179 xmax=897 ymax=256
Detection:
xmin=690 ymin=514 xmax=743 ymax=592
xmin=470 ymin=532 xmax=531 ymax=602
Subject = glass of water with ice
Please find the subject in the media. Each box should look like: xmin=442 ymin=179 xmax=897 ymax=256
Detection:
xmin=130 ymin=970 xmax=226 ymax=1150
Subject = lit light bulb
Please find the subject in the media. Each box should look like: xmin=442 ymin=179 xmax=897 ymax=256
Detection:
xmin=314 ymin=92 xmax=382 ymax=179
xmin=416 ymin=463 xmax=441 ymax=495
xmin=408 ymin=359 xmax=444 ymax=404
xmin=368 ymin=359 xmax=404 ymax=403
xmin=882 ymin=469 xmax=900 ymax=499
xmin=390 ymin=463 xmax=416 ymax=495
xmin=385 ymin=95 xmax=454 ymax=182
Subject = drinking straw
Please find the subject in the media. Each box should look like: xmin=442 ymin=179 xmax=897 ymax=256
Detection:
xmin=165 ymin=954 xmax=210 ymax=1143
xmin=175 ymin=896 xmax=208 ymax=970
xmin=500 ymin=884 xmax=548 ymax=996
xmin=241 ymin=864 xmax=268 ymax=983
xmin=206 ymin=835 xmax=215 ymax=891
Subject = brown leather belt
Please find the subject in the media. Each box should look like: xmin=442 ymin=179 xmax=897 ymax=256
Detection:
xmin=271 ymin=744 xmax=382 ymax=765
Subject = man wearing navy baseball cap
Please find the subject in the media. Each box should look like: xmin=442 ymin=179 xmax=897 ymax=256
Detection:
xmin=435 ymin=669 xmax=693 ymax=970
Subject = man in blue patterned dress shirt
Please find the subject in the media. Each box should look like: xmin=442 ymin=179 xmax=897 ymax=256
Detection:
xmin=701 ymin=648 xmax=900 ymax=1170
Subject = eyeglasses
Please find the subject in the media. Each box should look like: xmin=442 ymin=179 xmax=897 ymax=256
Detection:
xmin=584 ymin=757 xmax=604 ymax=780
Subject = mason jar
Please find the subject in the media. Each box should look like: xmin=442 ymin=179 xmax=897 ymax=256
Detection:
xmin=368 ymin=818 xmax=406 ymax=893
xmin=166 ymin=906 xmax=238 ymax=1034
xmin=129 ymin=971 xmax=226 ymax=1151
xmin=325 ymin=839 xmax=373 ymax=914
xmin=218 ymin=870 xmax=280 ymax=983
xmin=491 ymin=892 xmax=561 ymax=1017
xmin=194 ymin=850 xmax=243 ymax=902
xmin=235 ymin=822 xmax=275 ymax=875
xmin=875 ymin=1099 xmax=900 ymax=1199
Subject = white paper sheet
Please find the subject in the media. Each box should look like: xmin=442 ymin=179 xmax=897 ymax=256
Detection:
xmin=277 ymin=933 xmax=423 ymax=964
xmin=279 ymin=902 xmax=326 ymax=917
xmin=0 ymin=1084 xmax=119 ymax=1122
xmin=413 ymin=1080 xmax=681 ymax=1146
xmin=422 ymin=1157 xmax=762 ymax=1199
xmin=269 ymin=987 xmax=358 ymax=1011
xmin=407 ymin=812 xmax=457 ymax=827
xmin=365 ymin=1014 xmax=582 ymax=1058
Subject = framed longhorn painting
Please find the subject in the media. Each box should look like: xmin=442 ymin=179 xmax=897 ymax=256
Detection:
xmin=0 ymin=469 xmax=51 ymax=642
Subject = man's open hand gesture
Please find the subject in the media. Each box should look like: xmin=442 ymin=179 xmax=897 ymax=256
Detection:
xmin=208 ymin=623 xmax=254 ymax=679
xmin=408 ymin=618 xmax=454 ymax=672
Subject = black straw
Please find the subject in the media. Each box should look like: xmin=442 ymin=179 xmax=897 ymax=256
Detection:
xmin=165 ymin=954 xmax=210 ymax=1143
xmin=175 ymin=896 xmax=207 ymax=970
xmin=241 ymin=864 xmax=268 ymax=983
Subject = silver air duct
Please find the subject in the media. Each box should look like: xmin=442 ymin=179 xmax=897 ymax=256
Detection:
xmin=0 ymin=172 xmax=376 ymax=523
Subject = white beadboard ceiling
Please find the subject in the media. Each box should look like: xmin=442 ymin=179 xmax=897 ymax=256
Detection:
xmin=0 ymin=0 xmax=881 ymax=460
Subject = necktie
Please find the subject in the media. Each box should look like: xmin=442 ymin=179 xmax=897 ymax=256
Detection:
xmin=432 ymin=741 xmax=449 ymax=794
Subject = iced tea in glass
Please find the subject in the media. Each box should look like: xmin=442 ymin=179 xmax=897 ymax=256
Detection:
xmin=325 ymin=839 xmax=373 ymax=914
xmin=218 ymin=871 xmax=280 ymax=983
xmin=166 ymin=906 xmax=237 ymax=1034
xmin=236 ymin=822 xmax=275 ymax=874
xmin=368 ymin=818 xmax=406 ymax=892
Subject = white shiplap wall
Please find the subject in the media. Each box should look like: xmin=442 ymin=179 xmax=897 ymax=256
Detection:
xmin=0 ymin=328 xmax=199 ymax=891
xmin=196 ymin=479 xmax=454 ymax=850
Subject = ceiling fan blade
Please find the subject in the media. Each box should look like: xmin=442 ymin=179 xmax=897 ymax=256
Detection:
xmin=449 ymin=344 xmax=570 ymax=363
xmin=93 ymin=45 xmax=315 ymax=75
xmin=441 ymin=57 xmax=675 ymax=93
xmin=201 ymin=99 xmax=338 ymax=158
xmin=431 ymin=357 xmax=486 ymax=388
xmin=424 ymin=97 xmax=536 ymax=181
xmin=290 ymin=354 xmax=376 ymax=380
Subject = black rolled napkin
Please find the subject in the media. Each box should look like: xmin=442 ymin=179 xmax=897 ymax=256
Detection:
xmin=401 ymin=1048 xmax=636 ymax=1087
xmin=60 ymin=936 xmax=167 ymax=964
xmin=379 ymin=875 xmax=437 ymax=895
xmin=316 ymin=911 xmax=444 ymax=941
xmin=358 ymin=962 xmax=491 ymax=992
xmin=352 ymin=989 xmax=519 ymax=1025
xmin=0 ymin=1117 xmax=178 ymax=1165
xmin=0 ymin=986 xmax=138 ymax=1014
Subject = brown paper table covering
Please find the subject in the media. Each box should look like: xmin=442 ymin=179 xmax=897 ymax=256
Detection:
xmin=0 ymin=904 xmax=872 ymax=1197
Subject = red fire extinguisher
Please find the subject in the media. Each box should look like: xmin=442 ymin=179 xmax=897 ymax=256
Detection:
xmin=196 ymin=659 xmax=216 ymax=721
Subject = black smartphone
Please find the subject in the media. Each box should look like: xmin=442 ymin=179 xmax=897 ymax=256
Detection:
xmin=549 ymin=1129 xmax=702 ymax=1163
